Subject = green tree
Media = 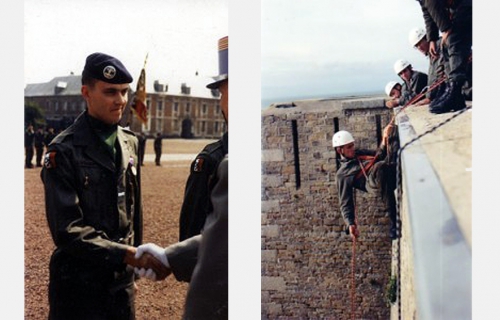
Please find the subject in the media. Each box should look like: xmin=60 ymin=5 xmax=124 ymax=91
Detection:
xmin=25 ymin=101 xmax=46 ymax=128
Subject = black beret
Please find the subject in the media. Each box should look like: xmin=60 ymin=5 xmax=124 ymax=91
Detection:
xmin=82 ymin=52 xmax=133 ymax=84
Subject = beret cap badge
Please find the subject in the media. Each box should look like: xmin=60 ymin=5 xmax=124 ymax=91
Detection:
xmin=103 ymin=65 xmax=117 ymax=79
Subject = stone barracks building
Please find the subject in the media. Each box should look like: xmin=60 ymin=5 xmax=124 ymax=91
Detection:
xmin=24 ymin=74 xmax=226 ymax=139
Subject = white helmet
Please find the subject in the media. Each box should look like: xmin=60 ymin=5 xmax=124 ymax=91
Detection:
xmin=385 ymin=81 xmax=400 ymax=96
xmin=394 ymin=59 xmax=411 ymax=75
xmin=408 ymin=27 xmax=426 ymax=47
xmin=332 ymin=130 xmax=355 ymax=148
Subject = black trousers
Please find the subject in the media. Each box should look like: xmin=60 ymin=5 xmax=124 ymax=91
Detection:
xmin=35 ymin=146 xmax=44 ymax=166
xmin=447 ymin=5 xmax=472 ymax=84
xmin=25 ymin=146 xmax=34 ymax=167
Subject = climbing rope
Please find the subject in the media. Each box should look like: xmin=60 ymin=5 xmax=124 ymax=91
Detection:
xmin=351 ymin=235 xmax=357 ymax=320
xmin=351 ymin=190 xmax=358 ymax=320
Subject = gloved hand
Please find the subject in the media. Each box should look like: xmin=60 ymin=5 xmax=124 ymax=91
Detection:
xmin=135 ymin=243 xmax=170 ymax=267
xmin=134 ymin=243 xmax=170 ymax=281
xmin=135 ymin=267 xmax=158 ymax=281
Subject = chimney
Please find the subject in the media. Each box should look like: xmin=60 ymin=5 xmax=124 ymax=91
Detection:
xmin=154 ymin=80 xmax=164 ymax=92
xmin=181 ymin=83 xmax=191 ymax=95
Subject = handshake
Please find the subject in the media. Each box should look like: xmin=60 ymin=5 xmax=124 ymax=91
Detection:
xmin=124 ymin=243 xmax=171 ymax=281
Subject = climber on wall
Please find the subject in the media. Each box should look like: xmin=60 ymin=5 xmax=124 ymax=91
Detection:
xmin=333 ymin=123 xmax=399 ymax=240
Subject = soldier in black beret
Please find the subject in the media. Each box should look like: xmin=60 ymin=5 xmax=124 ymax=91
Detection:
xmin=41 ymin=52 xmax=169 ymax=320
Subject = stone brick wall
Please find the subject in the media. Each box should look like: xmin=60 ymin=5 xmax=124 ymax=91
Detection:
xmin=261 ymin=98 xmax=395 ymax=319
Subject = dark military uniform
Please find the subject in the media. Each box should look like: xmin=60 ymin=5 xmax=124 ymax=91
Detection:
xmin=178 ymin=132 xmax=228 ymax=242
xmin=154 ymin=134 xmax=162 ymax=166
xmin=41 ymin=111 xmax=142 ymax=320
xmin=399 ymin=70 xmax=428 ymax=106
xmin=24 ymin=127 xmax=35 ymax=168
xmin=34 ymin=129 xmax=45 ymax=167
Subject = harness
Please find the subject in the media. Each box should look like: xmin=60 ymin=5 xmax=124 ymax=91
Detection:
xmin=355 ymin=155 xmax=376 ymax=181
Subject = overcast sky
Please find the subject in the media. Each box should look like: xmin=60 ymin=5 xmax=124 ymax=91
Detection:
xmin=261 ymin=0 xmax=433 ymax=104
xmin=24 ymin=0 xmax=228 ymax=90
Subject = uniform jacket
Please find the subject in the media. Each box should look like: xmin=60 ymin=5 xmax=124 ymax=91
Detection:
xmin=165 ymin=156 xmax=228 ymax=319
xmin=25 ymin=129 xmax=35 ymax=148
xmin=336 ymin=148 xmax=387 ymax=226
xmin=178 ymin=132 xmax=228 ymax=242
xmin=400 ymin=70 xmax=428 ymax=106
xmin=41 ymin=111 xmax=142 ymax=290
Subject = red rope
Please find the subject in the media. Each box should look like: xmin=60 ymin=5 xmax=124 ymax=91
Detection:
xmin=351 ymin=191 xmax=358 ymax=320
xmin=351 ymin=236 xmax=357 ymax=320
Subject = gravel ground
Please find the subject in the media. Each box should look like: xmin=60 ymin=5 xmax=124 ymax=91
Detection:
xmin=24 ymin=139 xmax=216 ymax=320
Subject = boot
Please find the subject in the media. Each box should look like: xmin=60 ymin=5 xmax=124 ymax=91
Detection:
xmin=429 ymin=82 xmax=450 ymax=109
xmin=430 ymin=81 xmax=466 ymax=114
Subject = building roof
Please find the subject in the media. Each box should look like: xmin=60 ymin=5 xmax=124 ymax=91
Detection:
xmin=24 ymin=75 xmax=82 ymax=97
xmin=25 ymin=74 xmax=220 ymax=100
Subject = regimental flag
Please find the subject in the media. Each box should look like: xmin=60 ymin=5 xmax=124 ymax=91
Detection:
xmin=131 ymin=57 xmax=148 ymax=124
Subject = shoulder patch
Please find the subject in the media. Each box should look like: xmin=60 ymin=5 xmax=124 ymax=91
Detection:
xmin=193 ymin=157 xmax=205 ymax=172
xmin=44 ymin=151 xmax=57 ymax=169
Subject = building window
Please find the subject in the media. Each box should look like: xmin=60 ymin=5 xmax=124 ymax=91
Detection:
xmin=201 ymin=121 xmax=206 ymax=132
xmin=156 ymin=119 xmax=163 ymax=132
xmin=174 ymin=102 xmax=179 ymax=112
xmin=157 ymin=100 xmax=163 ymax=118
xmin=202 ymin=104 xmax=207 ymax=114
xmin=216 ymin=104 xmax=220 ymax=114
xmin=55 ymin=101 xmax=59 ymax=112
xmin=214 ymin=121 xmax=219 ymax=133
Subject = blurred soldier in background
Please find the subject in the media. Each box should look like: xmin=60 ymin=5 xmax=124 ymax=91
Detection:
xmin=24 ymin=124 xmax=35 ymax=168
xmin=34 ymin=127 xmax=45 ymax=167
xmin=154 ymin=132 xmax=162 ymax=166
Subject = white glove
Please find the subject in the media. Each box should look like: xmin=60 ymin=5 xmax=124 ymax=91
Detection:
xmin=134 ymin=267 xmax=157 ymax=281
xmin=134 ymin=243 xmax=170 ymax=268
